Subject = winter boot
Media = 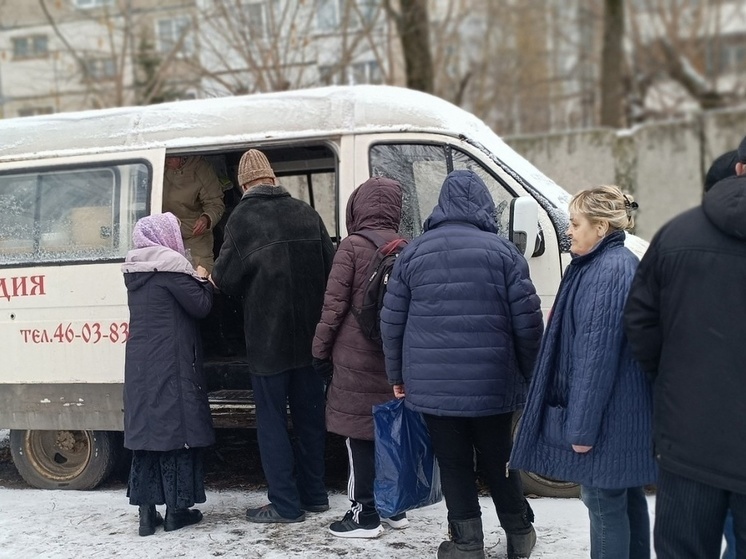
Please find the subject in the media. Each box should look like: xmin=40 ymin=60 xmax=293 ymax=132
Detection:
xmin=499 ymin=502 xmax=536 ymax=559
xmin=437 ymin=517 xmax=486 ymax=559
xmin=164 ymin=507 xmax=203 ymax=532
xmin=138 ymin=504 xmax=163 ymax=537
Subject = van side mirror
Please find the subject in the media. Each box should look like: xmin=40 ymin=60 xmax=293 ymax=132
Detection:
xmin=509 ymin=197 xmax=540 ymax=258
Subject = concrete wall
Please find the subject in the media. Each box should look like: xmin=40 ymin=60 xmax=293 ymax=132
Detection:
xmin=506 ymin=107 xmax=746 ymax=241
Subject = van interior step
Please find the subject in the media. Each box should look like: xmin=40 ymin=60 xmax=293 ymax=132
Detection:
xmin=208 ymin=389 xmax=256 ymax=429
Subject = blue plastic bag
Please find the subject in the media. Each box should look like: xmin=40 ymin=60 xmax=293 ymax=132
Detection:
xmin=373 ymin=398 xmax=442 ymax=518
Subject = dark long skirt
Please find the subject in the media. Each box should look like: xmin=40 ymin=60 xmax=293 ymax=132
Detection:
xmin=127 ymin=448 xmax=206 ymax=509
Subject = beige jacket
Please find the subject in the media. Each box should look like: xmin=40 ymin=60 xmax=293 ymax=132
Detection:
xmin=162 ymin=156 xmax=225 ymax=271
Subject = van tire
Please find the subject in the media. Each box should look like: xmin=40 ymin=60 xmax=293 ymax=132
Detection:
xmin=10 ymin=429 xmax=119 ymax=490
xmin=511 ymin=412 xmax=581 ymax=498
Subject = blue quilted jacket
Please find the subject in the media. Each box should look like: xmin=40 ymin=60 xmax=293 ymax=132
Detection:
xmin=510 ymin=231 xmax=657 ymax=489
xmin=380 ymin=170 xmax=543 ymax=417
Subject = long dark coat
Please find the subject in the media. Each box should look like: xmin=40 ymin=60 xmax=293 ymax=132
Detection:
xmin=313 ymin=177 xmax=403 ymax=440
xmin=123 ymin=247 xmax=215 ymax=451
xmin=380 ymin=170 xmax=544 ymax=417
xmin=510 ymin=231 xmax=656 ymax=489
xmin=211 ymin=184 xmax=335 ymax=375
xmin=625 ymin=175 xmax=746 ymax=494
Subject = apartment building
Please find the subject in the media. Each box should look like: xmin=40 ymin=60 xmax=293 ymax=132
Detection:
xmin=0 ymin=0 xmax=395 ymax=118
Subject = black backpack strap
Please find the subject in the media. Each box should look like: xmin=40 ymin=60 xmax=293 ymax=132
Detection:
xmin=351 ymin=230 xmax=388 ymax=248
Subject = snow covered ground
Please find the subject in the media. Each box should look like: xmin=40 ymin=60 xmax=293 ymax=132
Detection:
xmin=0 ymin=486 xmax=639 ymax=559
xmin=0 ymin=428 xmax=659 ymax=558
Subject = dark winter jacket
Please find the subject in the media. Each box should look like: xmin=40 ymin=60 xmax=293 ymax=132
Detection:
xmin=211 ymin=184 xmax=335 ymax=375
xmin=380 ymin=170 xmax=543 ymax=417
xmin=624 ymin=175 xmax=746 ymax=494
xmin=122 ymin=246 xmax=215 ymax=451
xmin=313 ymin=177 xmax=402 ymax=440
xmin=511 ymin=231 xmax=656 ymax=489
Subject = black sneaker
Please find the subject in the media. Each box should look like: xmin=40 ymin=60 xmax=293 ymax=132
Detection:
xmin=329 ymin=510 xmax=383 ymax=539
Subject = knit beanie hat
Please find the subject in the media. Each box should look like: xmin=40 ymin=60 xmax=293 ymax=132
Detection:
xmin=238 ymin=149 xmax=276 ymax=186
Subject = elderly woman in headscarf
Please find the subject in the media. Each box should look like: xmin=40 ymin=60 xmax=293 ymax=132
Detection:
xmin=122 ymin=212 xmax=215 ymax=536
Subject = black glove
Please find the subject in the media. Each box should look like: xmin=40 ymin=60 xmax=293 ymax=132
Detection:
xmin=312 ymin=358 xmax=334 ymax=383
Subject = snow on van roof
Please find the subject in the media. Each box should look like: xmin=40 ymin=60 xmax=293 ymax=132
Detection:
xmin=0 ymin=85 xmax=570 ymax=208
xmin=0 ymin=86 xmax=480 ymax=156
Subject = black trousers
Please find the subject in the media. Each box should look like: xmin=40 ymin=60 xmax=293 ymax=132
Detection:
xmin=655 ymin=467 xmax=746 ymax=559
xmin=251 ymin=366 xmax=328 ymax=519
xmin=423 ymin=412 xmax=530 ymax=532
xmin=345 ymin=437 xmax=379 ymax=525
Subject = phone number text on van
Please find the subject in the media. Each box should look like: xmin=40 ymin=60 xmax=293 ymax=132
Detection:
xmin=20 ymin=322 xmax=129 ymax=344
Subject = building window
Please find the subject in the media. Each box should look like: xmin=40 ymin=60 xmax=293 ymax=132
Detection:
xmin=17 ymin=107 xmax=54 ymax=117
xmin=12 ymin=35 xmax=48 ymax=59
xmin=83 ymin=58 xmax=117 ymax=81
xmin=73 ymin=0 xmax=114 ymax=8
xmin=319 ymin=60 xmax=381 ymax=86
xmin=243 ymin=1 xmax=267 ymax=38
xmin=157 ymin=17 xmax=194 ymax=56
xmin=351 ymin=60 xmax=381 ymax=84
xmin=315 ymin=0 xmax=379 ymax=31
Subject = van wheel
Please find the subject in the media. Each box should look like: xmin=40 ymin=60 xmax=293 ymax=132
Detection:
xmin=511 ymin=411 xmax=581 ymax=498
xmin=9 ymin=430 xmax=118 ymax=490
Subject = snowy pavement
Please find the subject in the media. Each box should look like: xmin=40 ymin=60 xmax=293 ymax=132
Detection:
xmin=0 ymin=428 xmax=660 ymax=558
xmin=0 ymin=485 xmax=659 ymax=559
xmin=0 ymin=488 xmax=576 ymax=559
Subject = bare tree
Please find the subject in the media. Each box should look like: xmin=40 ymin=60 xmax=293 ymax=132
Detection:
xmin=195 ymin=0 xmax=392 ymax=96
xmin=384 ymin=0 xmax=434 ymax=93
xmin=625 ymin=0 xmax=740 ymax=120
xmin=36 ymin=0 xmax=195 ymax=109
xmin=600 ymin=0 xmax=625 ymax=127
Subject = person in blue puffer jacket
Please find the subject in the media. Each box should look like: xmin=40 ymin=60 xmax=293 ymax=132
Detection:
xmin=381 ymin=170 xmax=544 ymax=559
xmin=511 ymin=186 xmax=657 ymax=559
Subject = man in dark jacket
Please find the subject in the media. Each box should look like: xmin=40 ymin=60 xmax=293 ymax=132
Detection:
xmin=211 ymin=149 xmax=335 ymax=524
xmin=624 ymin=137 xmax=746 ymax=559
xmin=381 ymin=170 xmax=544 ymax=559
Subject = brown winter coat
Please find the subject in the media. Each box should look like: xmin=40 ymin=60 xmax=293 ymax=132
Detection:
xmin=162 ymin=156 xmax=225 ymax=272
xmin=312 ymin=177 xmax=402 ymax=440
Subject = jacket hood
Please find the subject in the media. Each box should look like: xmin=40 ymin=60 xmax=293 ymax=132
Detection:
xmin=345 ymin=177 xmax=402 ymax=233
xmin=423 ymin=170 xmax=498 ymax=234
xmin=122 ymin=245 xmax=203 ymax=291
xmin=703 ymin=175 xmax=746 ymax=240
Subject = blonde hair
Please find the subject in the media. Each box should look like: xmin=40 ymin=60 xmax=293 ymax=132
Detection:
xmin=569 ymin=185 xmax=636 ymax=231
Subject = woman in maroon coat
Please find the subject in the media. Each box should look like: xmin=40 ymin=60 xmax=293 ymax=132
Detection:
xmin=313 ymin=177 xmax=404 ymax=538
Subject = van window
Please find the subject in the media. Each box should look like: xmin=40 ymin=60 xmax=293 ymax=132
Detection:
xmin=0 ymin=162 xmax=149 ymax=266
xmin=369 ymin=143 xmax=516 ymax=239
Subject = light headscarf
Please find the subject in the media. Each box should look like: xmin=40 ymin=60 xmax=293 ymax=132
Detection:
xmin=132 ymin=212 xmax=186 ymax=256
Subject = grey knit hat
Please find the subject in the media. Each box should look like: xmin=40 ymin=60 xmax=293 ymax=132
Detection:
xmin=238 ymin=149 xmax=276 ymax=186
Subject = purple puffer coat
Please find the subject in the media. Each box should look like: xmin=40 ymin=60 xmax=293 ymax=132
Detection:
xmin=312 ymin=177 xmax=402 ymax=440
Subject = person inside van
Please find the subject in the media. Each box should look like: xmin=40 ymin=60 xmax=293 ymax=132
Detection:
xmin=163 ymin=155 xmax=225 ymax=273
xmin=122 ymin=212 xmax=215 ymax=536
xmin=210 ymin=149 xmax=335 ymax=524
xmin=312 ymin=176 xmax=408 ymax=538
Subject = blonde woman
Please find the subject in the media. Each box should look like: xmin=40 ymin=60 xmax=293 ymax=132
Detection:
xmin=510 ymin=186 xmax=656 ymax=559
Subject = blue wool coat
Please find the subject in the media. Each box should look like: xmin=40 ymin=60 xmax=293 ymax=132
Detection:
xmin=510 ymin=231 xmax=656 ymax=489
xmin=380 ymin=170 xmax=544 ymax=417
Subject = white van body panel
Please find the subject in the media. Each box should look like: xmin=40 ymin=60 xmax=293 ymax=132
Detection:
xmin=0 ymin=85 xmax=575 ymax=434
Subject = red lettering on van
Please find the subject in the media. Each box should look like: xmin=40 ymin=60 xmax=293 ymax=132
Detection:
xmin=0 ymin=275 xmax=46 ymax=300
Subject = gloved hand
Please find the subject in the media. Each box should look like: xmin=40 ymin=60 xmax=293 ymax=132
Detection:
xmin=312 ymin=358 xmax=334 ymax=384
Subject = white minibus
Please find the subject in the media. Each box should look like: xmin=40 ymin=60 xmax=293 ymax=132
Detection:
xmin=0 ymin=85 xmax=645 ymax=494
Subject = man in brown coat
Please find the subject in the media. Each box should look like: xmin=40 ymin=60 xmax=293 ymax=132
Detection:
xmin=163 ymin=155 xmax=225 ymax=272
xmin=313 ymin=176 xmax=405 ymax=538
